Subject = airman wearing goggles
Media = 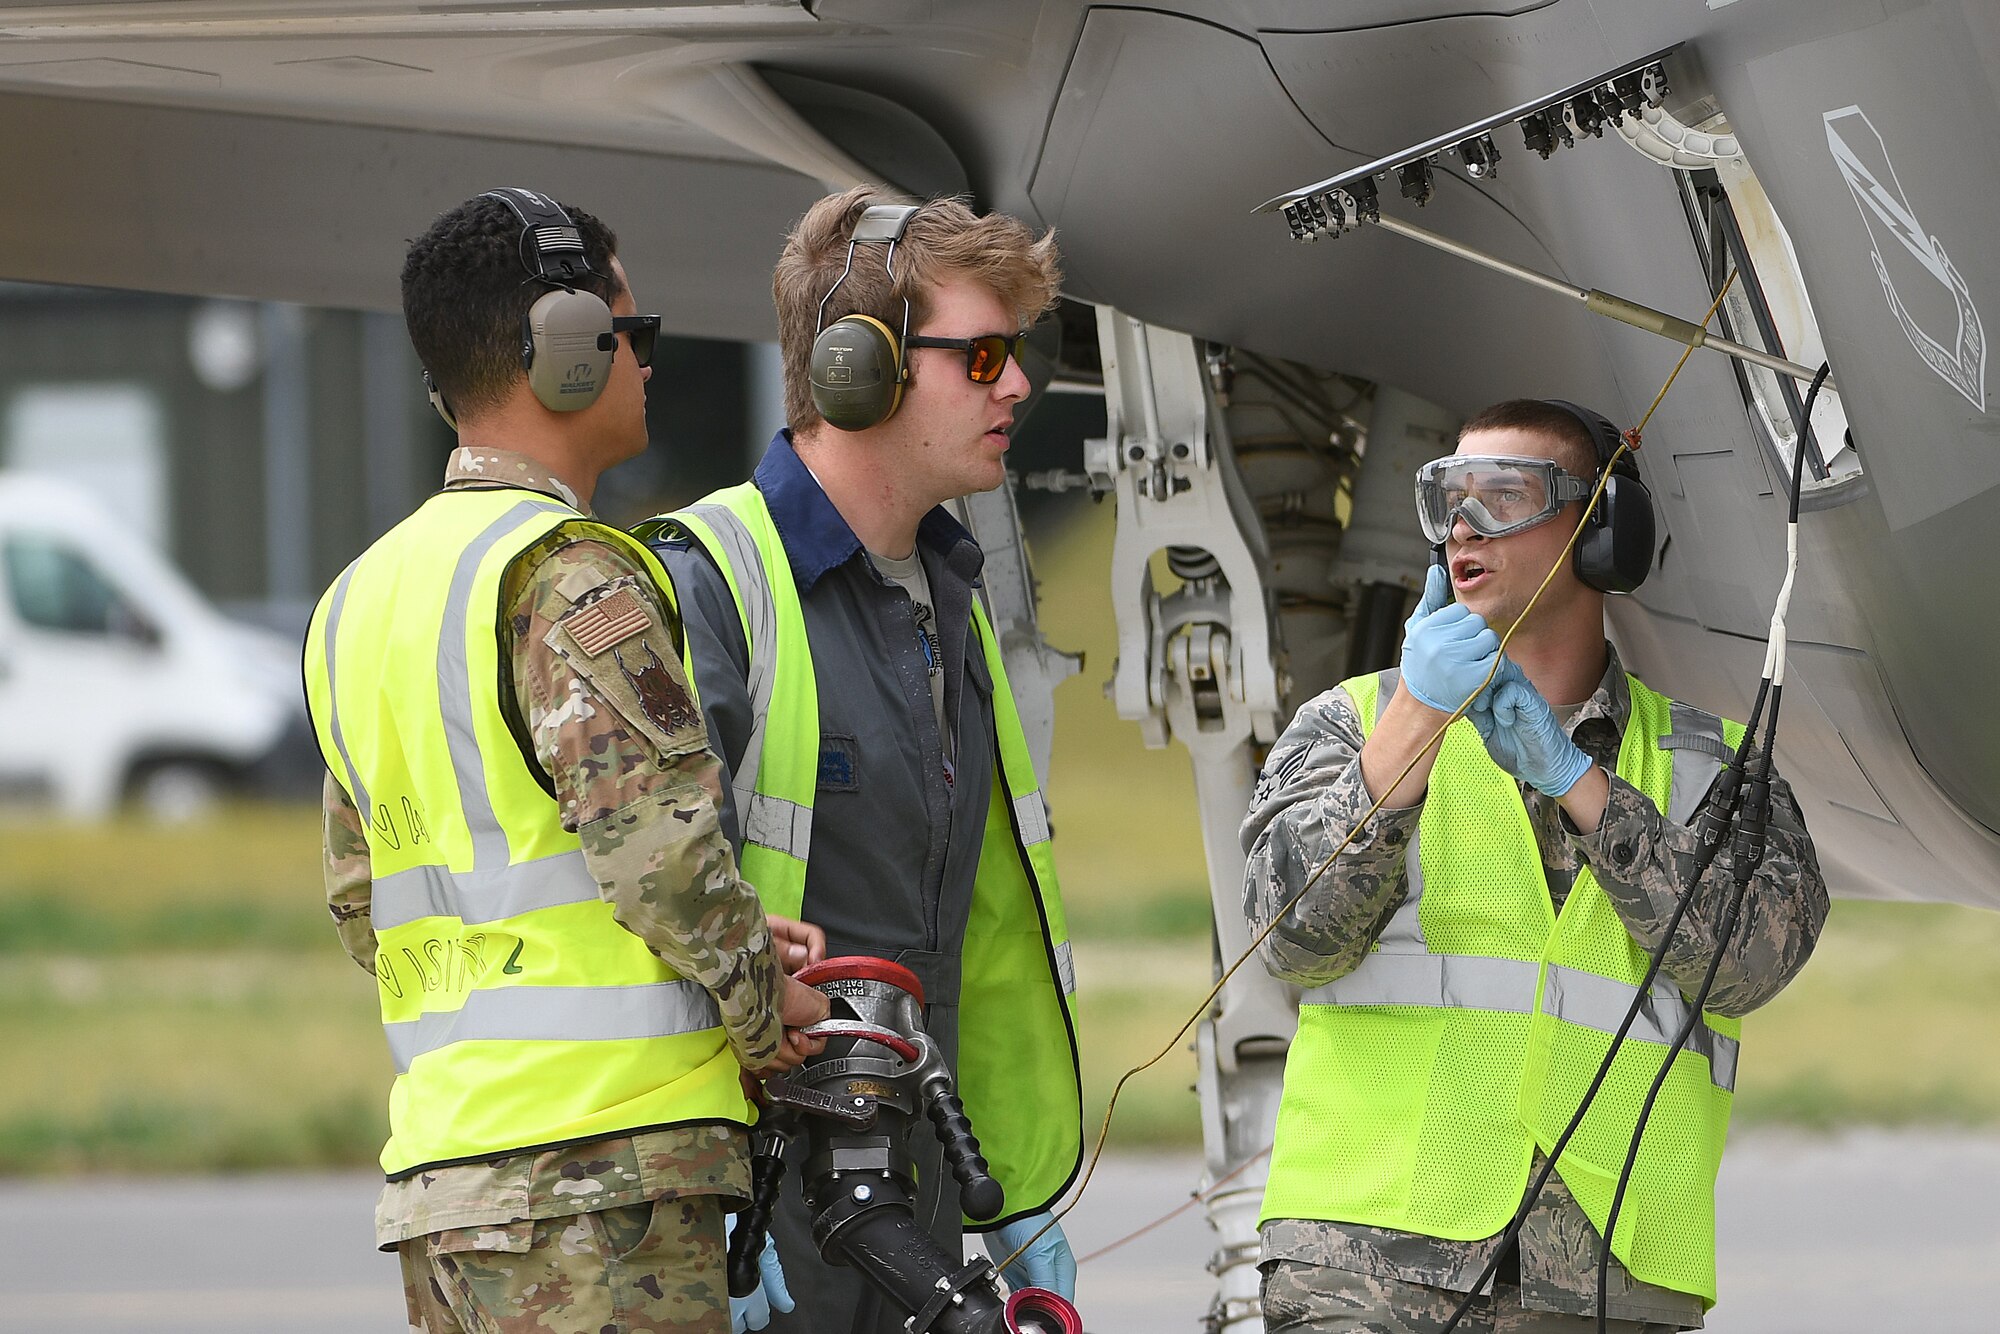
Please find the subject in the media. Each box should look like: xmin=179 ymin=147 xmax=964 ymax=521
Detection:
xmin=1414 ymin=454 xmax=1594 ymax=543
xmin=1246 ymin=399 xmax=1827 ymax=1334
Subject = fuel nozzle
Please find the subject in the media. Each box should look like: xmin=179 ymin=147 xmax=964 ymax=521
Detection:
xmin=742 ymin=956 xmax=1079 ymax=1334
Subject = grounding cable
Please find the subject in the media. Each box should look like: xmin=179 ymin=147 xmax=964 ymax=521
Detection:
xmin=998 ymin=273 xmax=1741 ymax=1283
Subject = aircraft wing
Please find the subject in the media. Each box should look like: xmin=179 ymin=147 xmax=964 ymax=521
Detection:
xmin=5 ymin=1 xmax=1998 ymax=910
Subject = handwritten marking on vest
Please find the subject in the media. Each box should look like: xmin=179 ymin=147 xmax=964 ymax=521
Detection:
xmin=401 ymin=797 xmax=430 ymax=846
xmin=399 ymin=933 xmax=492 ymax=995
xmin=370 ymin=796 xmax=430 ymax=852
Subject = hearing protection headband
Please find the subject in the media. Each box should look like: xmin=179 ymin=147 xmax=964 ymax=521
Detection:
xmin=481 ymin=187 xmax=601 ymax=288
xmin=816 ymin=204 xmax=920 ymax=349
xmin=808 ymin=203 xmax=924 ymax=431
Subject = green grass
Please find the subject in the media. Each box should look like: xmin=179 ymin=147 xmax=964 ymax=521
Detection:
xmin=2 ymin=504 xmax=1998 ymax=1172
xmin=1072 ymin=941 xmax=1212 ymax=1150
xmin=1731 ymin=898 xmax=2000 ymax=1128
xmin=0 ymin=948 xmax=389 ymax=1173
xmin=0 ymin=891 xmax=324 ymax=953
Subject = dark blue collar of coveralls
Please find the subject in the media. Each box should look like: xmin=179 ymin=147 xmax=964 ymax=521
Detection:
xmin=753 ymin=430 xmax=982 ymax=594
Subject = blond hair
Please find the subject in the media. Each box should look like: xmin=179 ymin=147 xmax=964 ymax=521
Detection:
xmin=772 ymin=186 xmax=1062 ymax=433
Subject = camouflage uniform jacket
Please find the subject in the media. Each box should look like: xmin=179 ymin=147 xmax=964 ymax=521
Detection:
xmin=323 ymin=446 xmax=783 ymax=1249
xmin=1240 ymin=643 xmax=1828 ymax=1327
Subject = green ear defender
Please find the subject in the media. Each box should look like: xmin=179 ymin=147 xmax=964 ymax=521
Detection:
xmin=811 ymin=313 xmax=907 ymax=431
xmin=809 ymin=203 xmax=921 ymax=432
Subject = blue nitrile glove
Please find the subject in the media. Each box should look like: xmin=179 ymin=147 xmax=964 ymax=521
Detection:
xmin=983 ymin=1212 xmax=1077 ymax=1299
xmin=1467 ymin=658 xmax=1594 ymax=797
xmin=1399 ymin=564 xmax=1504 ymax=714
xmin=724 ymin=1216 xmax=793 ymax=1334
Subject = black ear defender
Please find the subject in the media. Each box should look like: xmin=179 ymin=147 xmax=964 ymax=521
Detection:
xmin=809 ymin=203 xmax=921 ymax=432
xmin=420 ymin=188 xmax=617 ymax=428
xmin=1541 ymin=398 xmax=1655 ymax=595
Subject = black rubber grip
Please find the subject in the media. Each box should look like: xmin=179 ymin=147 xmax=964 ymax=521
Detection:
xmin=728 ymin=1130 xmax=789 ymax=1298
xmin=927 ymin=1088 xmax=1004 ymax=1221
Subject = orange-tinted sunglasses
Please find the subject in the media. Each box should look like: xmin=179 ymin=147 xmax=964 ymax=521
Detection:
xmin=903 ymin=331 xmax=1027 ymax=384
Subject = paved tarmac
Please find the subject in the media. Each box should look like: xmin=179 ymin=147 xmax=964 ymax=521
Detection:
xmin=1 ymin=1131 xmax=1994 ymax=1332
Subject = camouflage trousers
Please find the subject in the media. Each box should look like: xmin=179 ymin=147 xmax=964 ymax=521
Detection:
xmin=1260 ymin=1261 xmax=1686 ymax=1334
xmin=398 ymin=1194 xmax=729 ymax=1334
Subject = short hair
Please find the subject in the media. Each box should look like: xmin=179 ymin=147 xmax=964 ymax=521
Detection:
xmin=401 ymin=194 xmax=620 ymax=419
xmin=772 ymin=186 xmax=1063 ymax=433
xmin=1458 ymin=399 xmax=1604 ymax=480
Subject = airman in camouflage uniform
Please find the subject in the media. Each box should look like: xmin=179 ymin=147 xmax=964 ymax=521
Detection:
xmin=327 ymin=448 xmax=829 ymax=1333
xmin=1241 ymin=401 xmax=1828 ymax=1332
xmin=322 ymin=192 xmax=827 ymax=1334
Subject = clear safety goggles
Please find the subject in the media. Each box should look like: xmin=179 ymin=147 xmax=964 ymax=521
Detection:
xmin=1414 ymin=455 xmax=1593 ymax=544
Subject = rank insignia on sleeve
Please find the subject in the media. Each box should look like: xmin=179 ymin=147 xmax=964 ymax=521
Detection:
xmin=614 ymin=642 xmax=702 ymax=735
xmin=565 ymin=587 xmax=650 ymax=656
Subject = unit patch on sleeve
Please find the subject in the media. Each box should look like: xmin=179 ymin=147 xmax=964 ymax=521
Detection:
xmin=563 ymin=586 xmax=651 ymax=656
xmin=615 ymin=641 xmax=703 ymax=736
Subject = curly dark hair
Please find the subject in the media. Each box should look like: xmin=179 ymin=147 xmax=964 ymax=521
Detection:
xmin=401 ymin=193 xmax=620 ymax=419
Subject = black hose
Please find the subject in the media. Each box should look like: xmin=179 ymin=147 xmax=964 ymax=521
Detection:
xmin=1437 ymin=695 xmax=1764 ymax=1333
xmin=1592 ymin=712 xmax=1773 ymax=1330
xmin=1591 ymin=362 xmax=1827 ymax=1331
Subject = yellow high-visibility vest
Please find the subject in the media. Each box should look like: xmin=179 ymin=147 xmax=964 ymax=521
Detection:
xmin=639 ymin=483 xmax=1082 ymax=1225
xmin=304 ymin=487 xmax=752 ymax=1178
xmin=1262 ymin=669 xmax=1744 ymax=1304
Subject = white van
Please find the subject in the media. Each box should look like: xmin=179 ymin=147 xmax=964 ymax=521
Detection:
xmin=0 ymin=473 xmax=306 ymax=819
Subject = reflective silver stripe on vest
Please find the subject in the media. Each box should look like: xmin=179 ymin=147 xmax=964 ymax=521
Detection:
xmin=1368 ymin=670 xmax=1430 ymax=952
xmin=1303 ymin=957 xmax=1736 ymax=1090
xmin=1301 ymin=951 xmax=1540 ymax=1012
xmin=1378 ymin=839 xmax=1427 ymax=950
xmin=370 ymin=849 xmax=602 ymax=931
xmin=439 ymin=498 xmax=575 ymax=870
xmin=1052 ymin=940 xmax=1077 ymax=996
xmin=743 ymin=791 xmax=813 ymax=864
xmin=1014 ymin=792 xmax=1052 ymax=847
xmin=321 ymin=561 xmax=372 ymax=820
xmin=1542 ymin=963 xmax=1738 ymax=1092
xmin=1662 ymin=703 xmax=1731 ymax=829
xmin=384 ymin=980 xmax=722 ymax=1074
xmin=1334 ymin=670 xmax=1738 ymax=1090
xmin=679 ymin=502 xmax=813 ymax=863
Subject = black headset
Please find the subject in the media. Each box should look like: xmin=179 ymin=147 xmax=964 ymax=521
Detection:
xmin=1541 ymin=398 xmax=1655 ymax=595
xmin=808 ymin=203 xmax=922 ymax=432
xmin=424 ymin=187 xmax=617 ymax=429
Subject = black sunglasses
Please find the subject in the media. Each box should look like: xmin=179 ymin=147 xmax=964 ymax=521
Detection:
xmin=600 ymin=315 xmax=661 ymax=368
xmin=904 ymin=331 xmax=1027 ymax=385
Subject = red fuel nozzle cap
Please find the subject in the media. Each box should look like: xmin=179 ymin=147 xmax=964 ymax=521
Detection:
xmin=1005 ymin=1288 xmax=1083 ymax=1334
xmin=795 ymin=955 xmax=925 ymax=1006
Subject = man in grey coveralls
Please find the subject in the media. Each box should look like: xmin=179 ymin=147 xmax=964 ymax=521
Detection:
xmin=645 ymin=186 xmax=1078 ymax=1334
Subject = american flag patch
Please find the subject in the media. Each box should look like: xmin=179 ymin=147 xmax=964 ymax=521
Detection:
xmin=565 ymin=587 xmax=650 ymax=656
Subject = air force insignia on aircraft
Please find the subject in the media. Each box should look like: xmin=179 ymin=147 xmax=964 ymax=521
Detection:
xmin=565 ymin=586 xmax=650 ymax=656
xmin=1826 ymin=105 xmax=1986 ymax=411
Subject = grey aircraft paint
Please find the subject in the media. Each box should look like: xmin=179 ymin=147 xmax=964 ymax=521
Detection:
xmin=2 ymin=0 xmax=1997 ymax=914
